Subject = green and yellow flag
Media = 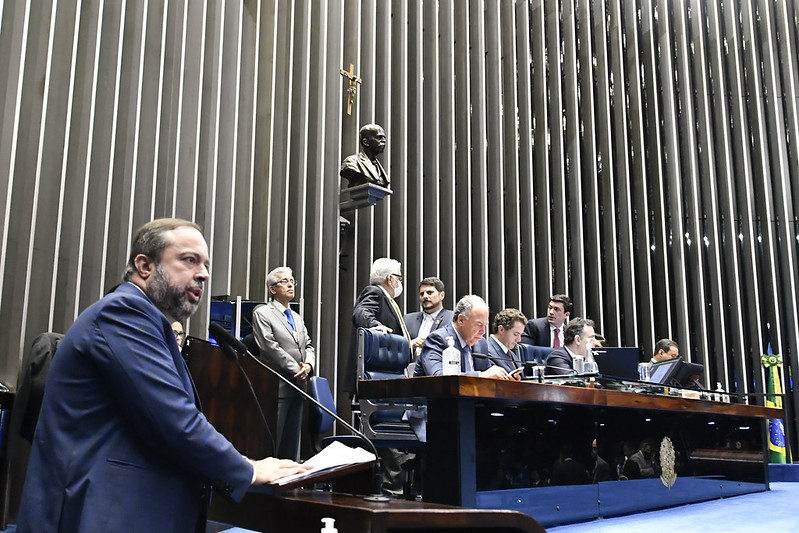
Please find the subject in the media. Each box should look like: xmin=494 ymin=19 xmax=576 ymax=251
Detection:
xmin=761 ymin=348 xmax=787 ymax=464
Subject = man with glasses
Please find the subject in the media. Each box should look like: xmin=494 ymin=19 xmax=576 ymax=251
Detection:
xmin=251 ymin=267 xmax=315 ymax=461
xmin=350 ymin=257 xmax=412 ymax=495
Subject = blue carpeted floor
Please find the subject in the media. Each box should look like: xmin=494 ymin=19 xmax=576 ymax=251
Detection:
xmin=5 ymin=482 xmax=797 ymax=532
xmin=549 ymin=481 xmax=799 ymax=533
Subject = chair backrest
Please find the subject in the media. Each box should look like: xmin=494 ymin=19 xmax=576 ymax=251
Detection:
xmin=518 ymin=343 xmax=553 ymax=365
xmin=242 ymin=333 xmax=259 ymax=356
xmin=357 ymin=328 xmax=411 ymax=381
xmin=15 ymin=332 xmax=64 ymax=442
xmin=309 ymin=376 xmax=335 ymax=435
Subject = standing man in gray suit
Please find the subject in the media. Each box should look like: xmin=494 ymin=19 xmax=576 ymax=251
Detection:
xmin=252 ymin=267 xmax=315 ymax=461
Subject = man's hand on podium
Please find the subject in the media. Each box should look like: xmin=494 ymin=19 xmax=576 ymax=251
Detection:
xmin=247 ymin=456 xmax=313 ymax=485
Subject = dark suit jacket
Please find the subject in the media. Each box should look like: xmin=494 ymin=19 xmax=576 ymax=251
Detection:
xmin=414 ymin=323 xmax=492 ymax=376
xmin=486 ymin=335 xmax=522 ymax=373
xmin=521 ymin=316 xmax=552 ymax=346
xmin=347 ymin=284 xmax=406 ymax=393
xmin=17 ymin=282 xmax=253 ymax=533
xmin=404 ymin=309 xmax=454 ymax=339
xmin=545 ymin=346 xmax=576 ymax=375
xmin=353 ymin=284 xmax=403 ymax=333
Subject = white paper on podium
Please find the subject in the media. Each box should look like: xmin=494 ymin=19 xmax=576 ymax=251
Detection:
xmin=272 ymin=441 xmax=376 ymax=486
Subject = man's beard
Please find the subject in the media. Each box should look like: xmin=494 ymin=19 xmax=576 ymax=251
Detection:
xmin=145 ymin=264 xmax=202 ymax=322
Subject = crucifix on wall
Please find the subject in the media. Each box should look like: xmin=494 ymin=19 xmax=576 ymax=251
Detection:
xmin=339 ymin=63 xmax=362 ymax=115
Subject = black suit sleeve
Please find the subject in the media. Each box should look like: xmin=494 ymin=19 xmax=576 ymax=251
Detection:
xmin=521 ymin=319 xmax=541 ymax=345
xmin=353 ymin=286 xmax=385 ymax=329
xmin=545 ymin=349 xmax=573 ymax=375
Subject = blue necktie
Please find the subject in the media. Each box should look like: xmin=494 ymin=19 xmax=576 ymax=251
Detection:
xmin=284 ymin=308 xmax=296 ymax=332
xmin=463 ymin=345 xmax=474 ymax=372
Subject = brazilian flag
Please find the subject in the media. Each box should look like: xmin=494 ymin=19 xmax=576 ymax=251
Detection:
xmin=762 ymin=349 xmax=787 ymax=464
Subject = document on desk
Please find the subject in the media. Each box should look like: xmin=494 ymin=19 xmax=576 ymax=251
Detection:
xmin=271 ymin=441 xmax=376 ymax=486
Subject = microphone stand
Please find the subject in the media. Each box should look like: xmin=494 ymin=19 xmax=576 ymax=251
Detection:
xmin=216 ymin=340 xmax=276 ymax=453
xmin=208 ymin=324 xmax=389 ymax=502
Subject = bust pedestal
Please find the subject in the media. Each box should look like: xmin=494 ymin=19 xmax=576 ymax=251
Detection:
xmin=339 ymin=183 xmax=392 ymax=212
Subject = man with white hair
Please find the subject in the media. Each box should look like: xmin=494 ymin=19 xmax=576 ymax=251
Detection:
xmin=349 ymin=257 xmax=413 ymax=496
xmin=347 ymin=257 xmax=412 ymax=392
xmin=414 ymin=295 xmax=511 ymax=380
xmin=251 ymin=266 xmax=315 ymax=461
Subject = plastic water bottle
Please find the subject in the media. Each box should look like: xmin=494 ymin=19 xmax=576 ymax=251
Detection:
xmin=320 ymin=517 xmax=337 ymax=533
xmin=442 ymin=336 xmax=461 ymax=375
xmin=715 ymin=382 xmax=729 ymax=403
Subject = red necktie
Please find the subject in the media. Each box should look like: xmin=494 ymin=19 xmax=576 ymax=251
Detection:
xmin=553 ymin=327 xmax=561 ymax=349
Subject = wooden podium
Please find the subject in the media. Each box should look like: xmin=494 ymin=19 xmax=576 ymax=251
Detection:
xmin=210 ymin=489 xmax=546 ymax=533
xmin=185 ymin=337 xmax=279 ymax=458
xmin=186 ymin=338 xmax=544 ymax=532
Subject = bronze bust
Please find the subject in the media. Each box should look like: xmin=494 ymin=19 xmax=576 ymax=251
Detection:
xmin=340 ymin=124 xmax=389 ymax=188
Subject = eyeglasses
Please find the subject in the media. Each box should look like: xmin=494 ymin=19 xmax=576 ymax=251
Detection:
xmin=273 ymin=277 xmax=297 ymax=287
xmin=392 ymin=273 xmax=403 ymax=281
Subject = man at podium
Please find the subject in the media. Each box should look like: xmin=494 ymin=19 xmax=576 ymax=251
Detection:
xmin=17 ymin=218 xmax=309 ymax=533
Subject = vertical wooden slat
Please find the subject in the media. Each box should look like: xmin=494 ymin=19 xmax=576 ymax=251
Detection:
xmin=500 ymin=0 xmax=522 ymax=310
xmin=592 ymin=0 xmax=622 ymax=342
xmin=622 ymin=0 xmax=654 ymax=350
xmin=529 ymin=0 xmax=552 ymax=308
xmin=438 ymin=0 xmax=456 ymax=303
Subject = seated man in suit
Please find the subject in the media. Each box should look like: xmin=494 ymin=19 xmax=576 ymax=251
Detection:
xmin=17 ymin=218 xmax=310 ymax=532
xmin=414 ymin=295 xmax=510 ymax=380
xmin=544 ymin=317 xmax=596 ymax=375
xmin=650 ymin=338 xmax=679 ymax=364
xmin=252 ymin=266 xmax=315 ymax=461
xmin=487 ymin=308 xmax=528 ymax=373
xmin=521 ymin=293 xmax=572 ymax=348
xmin=404 ymin=277 xmax=454 ymax=357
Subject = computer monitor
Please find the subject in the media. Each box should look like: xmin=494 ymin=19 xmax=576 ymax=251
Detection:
xmin=650 ymin=358 xmax=704 ymax=388
xmin=593 ymin=347 xmax=641 ymax=380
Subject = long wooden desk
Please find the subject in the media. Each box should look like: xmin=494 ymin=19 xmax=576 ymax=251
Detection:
xmin=358 ymin=376 xmax=781 ymax=527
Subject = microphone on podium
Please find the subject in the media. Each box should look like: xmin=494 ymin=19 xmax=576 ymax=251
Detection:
xmin=208 ymin=323 xmax=388 ymax=501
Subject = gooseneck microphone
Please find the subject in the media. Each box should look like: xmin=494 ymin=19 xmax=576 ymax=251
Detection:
xmin=208 ymin=323 xmax=387 ymax=501
xmin=471 ymin=352 xmax=579 ymax=377
xmin=471 ymin=352 xmax=523 ymax=368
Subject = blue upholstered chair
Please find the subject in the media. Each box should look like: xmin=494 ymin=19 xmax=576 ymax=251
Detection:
xmin=308 ymin=376 xmax=362 ymax=453
xmin=356 ymin=328 xmax=423 ymax=449
xmin=518 ymin=343 xmax=553 ymax=365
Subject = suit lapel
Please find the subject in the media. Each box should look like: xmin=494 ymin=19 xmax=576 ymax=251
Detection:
xmin=269 ymin=301 xmax=300 ymax=345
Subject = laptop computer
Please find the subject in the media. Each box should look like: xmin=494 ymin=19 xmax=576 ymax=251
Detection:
xmin=593 ymin=347 xmax=641 ymax=380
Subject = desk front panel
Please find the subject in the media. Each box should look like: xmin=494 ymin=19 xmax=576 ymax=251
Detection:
xmin=359 ymin=376 xmax=777 ymax=527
